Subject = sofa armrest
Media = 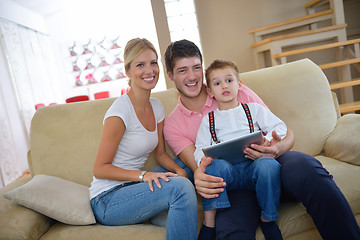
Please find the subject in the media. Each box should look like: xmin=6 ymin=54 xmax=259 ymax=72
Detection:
xmin=323 ymin=114 xmax=360 ymax=166
xmin=0 ymin=177 xmax=55 ymax=240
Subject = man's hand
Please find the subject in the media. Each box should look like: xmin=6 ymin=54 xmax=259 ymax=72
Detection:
xmin=244 ymin=130 xmax=282 ymax=160
xmin=194 ymin=156 xmax=226 ymax=199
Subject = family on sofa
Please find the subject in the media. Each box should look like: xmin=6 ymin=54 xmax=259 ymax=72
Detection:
xmin=87 ymin=37 xmax=360 ymax=240
xmin=2 ymin=37 xmax=360 ymax=240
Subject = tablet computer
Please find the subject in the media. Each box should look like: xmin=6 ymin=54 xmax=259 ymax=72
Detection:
xmin=202 ymin=131 xmax=264 ymax=164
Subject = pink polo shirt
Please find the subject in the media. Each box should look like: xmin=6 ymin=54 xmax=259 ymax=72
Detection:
xmin=164 ymin=85 xmax=268 ymax=155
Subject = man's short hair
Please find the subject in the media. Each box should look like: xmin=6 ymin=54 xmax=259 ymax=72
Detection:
xmin=164 ymin=39 xmax=203 ymax=74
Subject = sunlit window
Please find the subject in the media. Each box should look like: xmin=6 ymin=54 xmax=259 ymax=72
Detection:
xmin=164 ymin=0 xmax=202 ymax=52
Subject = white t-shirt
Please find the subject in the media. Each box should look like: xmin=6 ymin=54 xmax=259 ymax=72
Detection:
xmin=89 ymin=94 xmax=165 ymax=199
xmin=194 ymin=102 xmax=287 ymax=166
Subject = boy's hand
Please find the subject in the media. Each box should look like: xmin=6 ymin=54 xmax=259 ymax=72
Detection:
xmin=194 ymin=156 xmax=226 ymax=199
xmin=244 ymin=130 xmax=282 ymax=160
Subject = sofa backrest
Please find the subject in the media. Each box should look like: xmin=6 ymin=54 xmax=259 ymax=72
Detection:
xmin=240 ymin=58 xmax=338 ymax=155
xmin=29 ymin=88 xmax=179 ymax=186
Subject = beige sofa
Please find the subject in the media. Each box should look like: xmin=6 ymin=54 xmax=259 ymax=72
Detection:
xmin=1 ymin=59 xmax=359 ymax=240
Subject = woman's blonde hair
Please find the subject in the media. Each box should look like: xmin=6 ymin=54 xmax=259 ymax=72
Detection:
xmin=124 ymin=38 xmax=158 ymax=86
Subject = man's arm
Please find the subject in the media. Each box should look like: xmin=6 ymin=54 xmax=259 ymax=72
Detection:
xmin=177 ymin=144 xmax=198 ymax=172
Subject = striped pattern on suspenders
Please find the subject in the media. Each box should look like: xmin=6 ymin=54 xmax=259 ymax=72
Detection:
xmin=208 ymin=103 xmax=254 ymax=144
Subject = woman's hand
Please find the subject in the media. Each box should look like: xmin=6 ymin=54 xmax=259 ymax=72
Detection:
xmin=143 ymin=171 xmax=178 ymax=191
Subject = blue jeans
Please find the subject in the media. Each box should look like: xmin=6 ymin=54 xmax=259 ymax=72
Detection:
xmin=215 ymin=151 xmax=360 ymax=240
xmin=152 ymin=157 xmax=194 ymax=183
xmin=91 ymin=177 xmax=197 ymax=240
xmin=203 ymin=157 xmax=281 ymax=221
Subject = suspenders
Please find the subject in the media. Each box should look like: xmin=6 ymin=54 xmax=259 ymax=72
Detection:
xmin=208 ymin=103 xmax=254 ymax=144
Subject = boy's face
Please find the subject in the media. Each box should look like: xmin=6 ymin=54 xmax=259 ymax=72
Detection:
xmin=208 ymin=67 xmax=242 ymax=107
xmin=167 ymin=56 xmax=203 ymax=98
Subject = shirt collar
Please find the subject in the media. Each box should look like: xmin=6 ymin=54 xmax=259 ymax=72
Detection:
xmin=177 ymin=91 xmax=216 ymax=116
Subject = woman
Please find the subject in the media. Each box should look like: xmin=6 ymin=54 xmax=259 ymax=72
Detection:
xmin=89 ymin=38 xmax=197 ymax=240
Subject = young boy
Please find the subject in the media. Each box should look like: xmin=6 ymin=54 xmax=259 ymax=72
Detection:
xmin=194 ymin=59 xmax=286 ymax=240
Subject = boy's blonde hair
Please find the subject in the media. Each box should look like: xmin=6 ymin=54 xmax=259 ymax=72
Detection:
xmin=205 ymin=59 xmax=240 ymax=87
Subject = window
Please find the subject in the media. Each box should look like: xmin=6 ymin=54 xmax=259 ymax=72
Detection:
xmin=164 ymin=0 xmax=202 ymax=52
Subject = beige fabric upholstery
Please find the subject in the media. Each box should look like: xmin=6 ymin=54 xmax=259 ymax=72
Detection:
xmin=240 ymin=59 xmax=338 ymax=156
xmin=1 ymin=59 xmax=359 ymax=240
xmin=324 ymin=114 xmax=360 ymax=166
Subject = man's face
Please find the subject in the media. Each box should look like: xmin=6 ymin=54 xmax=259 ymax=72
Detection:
xmin=168 ymin=57 xmax=203 ymax=98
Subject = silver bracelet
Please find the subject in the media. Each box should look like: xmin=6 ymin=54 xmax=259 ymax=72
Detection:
xmin=139 ymin=171 xmax=147 ymax=182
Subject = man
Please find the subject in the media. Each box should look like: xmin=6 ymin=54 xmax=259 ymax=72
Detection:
xmin=163 ymin=39 xmax=360 ymax=240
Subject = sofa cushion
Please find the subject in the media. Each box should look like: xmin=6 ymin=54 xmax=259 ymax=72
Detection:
xmin=240 ymin=59 xmax=337 ymax=156
xmin=39 ymin=222 xmax=166 ymax=240
xmin=4 ymin=174 xmax=96 ymax=225
xmin=324 ymin=114 xmax=360 ymax=166
xmin=0 ymin=177 xmax=55 ymax=240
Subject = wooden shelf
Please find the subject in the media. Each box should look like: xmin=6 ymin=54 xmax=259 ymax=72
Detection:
xmin=330 ymin=78 xmax=360 ymax=90
xmin=339 ymin=100 xmax=360 ymax=114
xmin=248 ymin=9 xmax=333 ymax=34
xmin=251 ymin=24 xmax=347 ymax=48
xmin=319 ymin=58 xmax=360 ymax=69
xmin=272 ymin=38 xmax=360 ymax=59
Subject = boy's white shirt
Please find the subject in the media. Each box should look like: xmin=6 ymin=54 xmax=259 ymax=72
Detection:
xmin=194 ymin=102 xmax=287 ymax=166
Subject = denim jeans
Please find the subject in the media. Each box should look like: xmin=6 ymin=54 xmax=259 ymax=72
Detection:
xmin=215 ymin=151 xmax=360 ymax=240
xmin=91 ymin=177 xmax=197 ymax=240
xmin=203 ymin=157 xmax=281 ymax=221
xmin=152 ymin=157 xmax=194 ymax=183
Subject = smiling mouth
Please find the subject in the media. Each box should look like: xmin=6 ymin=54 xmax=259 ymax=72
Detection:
xmin=143 ymin=77 xmax=155 ymax=82
xmin=185 ymin=81 xmax=198 ymax=87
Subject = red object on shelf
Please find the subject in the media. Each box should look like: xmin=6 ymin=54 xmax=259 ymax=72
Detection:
xmin=65 ymin=95 xmax=90 ymax=103
xmin=94 ymin=91 xmax=110 ymax=99
xmin=121 ymin=87 xmax=130 ymax=95
xmin=35 ymin=103 xmax=45 ymax=110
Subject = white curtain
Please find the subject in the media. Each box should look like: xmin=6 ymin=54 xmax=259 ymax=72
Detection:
xmin=0 ymin=19 xmax=59 ymax=186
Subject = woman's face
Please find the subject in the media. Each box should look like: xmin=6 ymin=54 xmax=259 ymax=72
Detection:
xmin=126 ymin=48 xmax=159 ymax=90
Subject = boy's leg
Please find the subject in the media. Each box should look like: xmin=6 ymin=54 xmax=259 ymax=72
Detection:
xmin=278 ymin=151 xmax=360 ymax=240
xmin=242 ymin=157 xmax=281 ymax=221
xmin=202 ymin=160 xmax=242 ymax=211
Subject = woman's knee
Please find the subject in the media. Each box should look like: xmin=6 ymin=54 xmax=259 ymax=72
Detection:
xmin=168 ymin=177 xmax=196 ymax=200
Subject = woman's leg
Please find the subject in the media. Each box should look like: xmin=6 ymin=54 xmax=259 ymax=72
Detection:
xmin=91 ymin=177 xmax=197 ymax=240
xmin=278 ymin=151 xmax=360 ymax=240
xmin=152 ymin=157 xmax=194 ymax=183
